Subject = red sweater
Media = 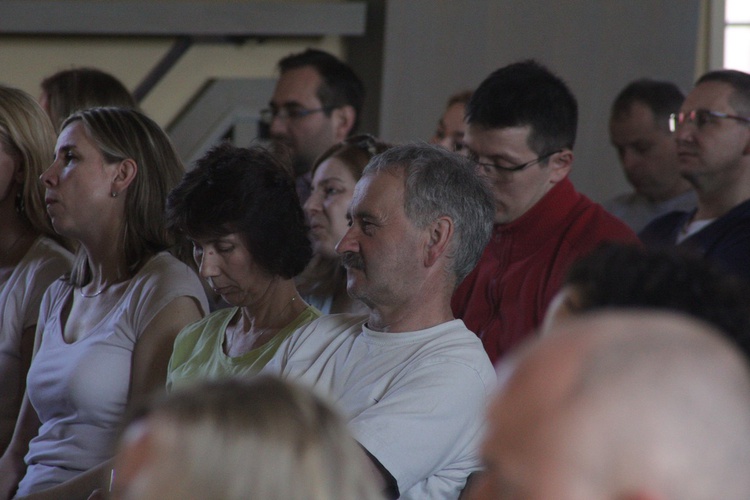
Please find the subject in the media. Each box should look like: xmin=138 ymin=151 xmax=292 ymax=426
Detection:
xmin=451 ymin=178 xmax=639 ymax=365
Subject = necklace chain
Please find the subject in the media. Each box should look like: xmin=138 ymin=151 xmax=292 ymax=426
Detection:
xmin=79 ymin=283 xmax=111 ymax=298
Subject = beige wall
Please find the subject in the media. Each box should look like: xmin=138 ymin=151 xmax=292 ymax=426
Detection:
xmin=381 ymin=0 xmax=701 ymax=202
xmin=0 ymin=35 xmax=343 ymax=127
xmin=0 ymin=0 xmax=706 ymax=202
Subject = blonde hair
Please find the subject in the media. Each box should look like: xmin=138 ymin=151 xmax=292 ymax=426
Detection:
xmin=117 ymin=377 xmax=384 ymax=500
xmin=61 ymin=107 xmax=185 ymax=286
xmin=0 ymin=85 xmax=65 ymax=245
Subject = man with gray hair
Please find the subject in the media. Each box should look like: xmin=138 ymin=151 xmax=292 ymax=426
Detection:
xmin=473 ymin=310 xmax=750 ymax=500
xmin=263 ymin=143 xmax=496 ymax=499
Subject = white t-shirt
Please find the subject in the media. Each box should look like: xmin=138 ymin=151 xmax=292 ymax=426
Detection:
xmin=17 ymin=252 xmax=208 ymax=495
xmin=0 ymin=237 xmax=72 ymax=450
xmin=262 ymin=314 xmax=496 ymax=500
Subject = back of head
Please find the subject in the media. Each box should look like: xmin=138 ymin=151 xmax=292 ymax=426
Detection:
xmin=0 ymin=85 xmax=61 ymax=242
xmin=62 ymin=107 xmax=184 ymax=282
xmin=446 ymin=89 xmax=473 ymax=109
xmin=311 ymin=134 xmax=391 ymax=181
xmin=562 ymin=243 xmax=750 ymax=358
xmin=466 ymin=60 xmax=577 ymax=155
xmin=114 ymin=377 xmax=384 ymax=500
xmin=278 ymin=48 xmax=365 ymax=133
xmin=363 ymin=143 xmax=494 ymax=285
xmin=166 ymin=142 xmax=312 ymax=279
xmin=551 ymin=312 xmax=750 ymax=499
xmin=41 ymin=67 xmax=137 ymax=131
xmin=695 ymin=69 xmax=750 ymax=115
xmin=611 ymin=78 xmax=684 ymax=128
xmin=487 ymin=311 xmax=750 ymax=500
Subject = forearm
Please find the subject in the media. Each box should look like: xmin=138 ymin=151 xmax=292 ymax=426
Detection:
xmin=16 ymin=460 xmax=112 ymax=500
xmin=361 ymin=445 xmax=399 ymax=500
xmin=0 ymin=394 xmax=41 ymax=498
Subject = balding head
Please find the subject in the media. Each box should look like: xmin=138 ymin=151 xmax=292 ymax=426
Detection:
xmin=474 ymin=311 xmax=750 ymax=500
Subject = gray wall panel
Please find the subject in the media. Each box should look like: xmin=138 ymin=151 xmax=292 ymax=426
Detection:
xmin=380 ymin=0 xmax=700 ymax=202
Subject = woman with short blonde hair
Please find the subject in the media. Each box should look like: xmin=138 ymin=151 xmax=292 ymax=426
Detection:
xmin=112 ymin=377 xmax=385 ymax=500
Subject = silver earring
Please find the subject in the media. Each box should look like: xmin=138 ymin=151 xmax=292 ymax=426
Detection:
xmin=111 ymin=191 xmax=118 ymax=198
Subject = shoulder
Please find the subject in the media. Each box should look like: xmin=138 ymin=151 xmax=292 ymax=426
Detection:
xmin=126 ymin=253 xmax=209 ymax=322
xmin=297 ymin=304 xmax=323 ymax=324
xmin=603 ymin=191 xmax=638 ymax=212
xmin=136 ymin=252 xmax=199 ymax=282
xmin=538 ymin=195 xmax=638 ymax=259
xmin=264 ymin=313 xmax=368 ymax=373
xmin=640 ymin=210 xmax=689 ymax=244
xmin=20 ymin=237 xmax=73 ymax=279
xmin=287 ymin=313 xmax=367 ymax=347
xmin=131 ymin=253 xmax=205 ymax=300
xmin=573 ymin=196 xmax=637 ymax=236
xmin=405 ymin=320 xmax=496 ymax=387
xmin=172 ymin=307 xmax=234 ymax=354
xmin=40 ymin=274 xmax=72 ymax=302
xmin=176 ymin=307 xmax=235 ymax=339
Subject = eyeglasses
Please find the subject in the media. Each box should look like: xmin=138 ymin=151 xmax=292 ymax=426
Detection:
xmin=260 ymin=105 xmax=332 ymax=125
xmin=669 ymin=109 xmax=750 ymax=132
xmin=467 ymin=148 xmax=561 ymax=173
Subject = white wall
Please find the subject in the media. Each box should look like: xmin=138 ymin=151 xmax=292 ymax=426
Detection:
xmin=380 ymin=0 xmax=701 ymax=202
xmin=0 ymin=35 xmax=343 ymax=127
xmin=0 ymin=0 xmax=703 ymax=201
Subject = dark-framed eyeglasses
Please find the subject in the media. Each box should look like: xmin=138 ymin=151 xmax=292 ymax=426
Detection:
xmin=669 ymin=109 xmax=750 ymax=132
xmin=260 ymin=105 xmax=332 ymax=125
xmin=467 ymin=148 xmax=562 ymax=173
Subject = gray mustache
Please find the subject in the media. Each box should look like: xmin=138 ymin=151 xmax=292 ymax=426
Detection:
xmin=341 ymin=252 xmax=365 ymax=270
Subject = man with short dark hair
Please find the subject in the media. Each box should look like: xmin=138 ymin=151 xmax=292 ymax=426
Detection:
xmin=263 ymin=144 xmax=497 ymax=499
xmin=263 ymin=48 xmax=365 ymax=203
xmin=473 ymin=311 xmax=750 ymax=500
xmin=452 ymin=60 xmax=638 ymax=364
xmin=641 ymin=69 xmax=750 ymax=284
xmin=605 ymin=79 xmax=696 ymax=232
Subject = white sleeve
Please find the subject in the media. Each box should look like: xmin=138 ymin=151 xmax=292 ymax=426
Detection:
xmin=348 ymin=358 xmax=490 ymax=498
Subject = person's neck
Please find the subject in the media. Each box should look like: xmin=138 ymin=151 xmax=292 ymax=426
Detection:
xmin=331 ymin=277 xmax=368 ymax=315
xmin=240 ymin=279 xmax=305 ymax=332
xmin=693 ymin=179 xmax=750 ymax=220
xmin=80 ymin=226 xmax=130 ymax=288
xmin=692 ymin=167 xmax=750 ymax=220
xmin=366 ymin=294 xmax=454 ymax=333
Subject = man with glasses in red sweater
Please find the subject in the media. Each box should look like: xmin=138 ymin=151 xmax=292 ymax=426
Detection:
xmin=452 ymin=60 xmax=638 ymax=365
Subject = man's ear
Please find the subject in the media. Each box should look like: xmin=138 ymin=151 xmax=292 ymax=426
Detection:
xmin=548 ymin=149 xmax=573 ymax=183
xmin=332 ymin=105 xmax=357 ymax=142
xmin=110 ymin=158 xmax=138 ymax=197
xmin=424 ymin=216 xmax=454 ymax=267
